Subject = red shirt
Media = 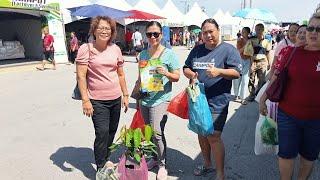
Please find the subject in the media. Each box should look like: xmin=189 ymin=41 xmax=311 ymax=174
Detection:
xmin=43 ymin=34 xmax=54 ymax=52
xmin=277 ymin=47 xmax=320 ymax=120
xmin=125 ymin=31 xmax=133 ymax=42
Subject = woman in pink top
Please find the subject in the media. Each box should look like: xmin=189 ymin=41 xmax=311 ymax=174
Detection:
xmin=75 ymin=16 xmax=129 ymax=171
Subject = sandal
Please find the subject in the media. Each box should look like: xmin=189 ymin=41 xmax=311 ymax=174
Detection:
xmin=193 ymin=165 xmax=214 ymax=176
xmin=36 ymin=67 xmax=44 ymax=71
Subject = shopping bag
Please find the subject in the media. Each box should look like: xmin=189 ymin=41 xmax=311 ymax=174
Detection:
xmin=187 ymin=83 xmax=214 ymax=136
xmin=96 ymin=161 xmax=119 ymax=180
xmin=167 ymin=90 xmax=189 ymax=119
xmin=254 ymin=114 xmax=278 ymax=155
xmin=117 ymin=155 xmax=148 ymax=180
xmin=130 ymin=109 xmax=145 ymax=130
xmin=243 ymin=41 xmax=254 ymax=57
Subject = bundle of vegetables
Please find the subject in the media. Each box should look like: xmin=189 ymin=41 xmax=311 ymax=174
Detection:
xmin=109 ymin=125 xmax=157 ymax=164
xmin=260 ymin=116 xmax=278 ymax=145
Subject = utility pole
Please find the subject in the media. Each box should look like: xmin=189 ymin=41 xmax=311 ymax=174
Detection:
xmin=180 ymin=0 xmax=191 ymax=14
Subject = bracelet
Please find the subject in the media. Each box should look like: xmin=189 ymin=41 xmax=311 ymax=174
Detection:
xmin=123 ymin=94 xmax=129 ymax=97
xmin=82 ymin=99 xmax=90 ymax=104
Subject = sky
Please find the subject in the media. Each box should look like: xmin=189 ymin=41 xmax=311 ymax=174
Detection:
xmin=125 ymin=0 xmax=319 ymax=22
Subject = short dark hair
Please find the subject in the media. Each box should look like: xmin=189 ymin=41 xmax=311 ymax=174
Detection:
xmin=146 ymin=21 xmax=162 ymax=32
xmin=201 ymin=18 xmax=219 ymax=30
xmin=289 ymin=23 xmax=299 ymax=30
xmin=255 ymin=23 xmax=264 ymax=29
xmin=89 ymin=16 xmax=117 ymax=44
xmin=242 ymin=27 xmax=251 ymax=34
xmin=297 ymin=24 xmax=307 ymax=32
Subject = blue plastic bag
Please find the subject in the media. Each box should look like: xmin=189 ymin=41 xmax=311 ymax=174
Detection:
xmin=187 ymin=83 xmax=214 ymax=136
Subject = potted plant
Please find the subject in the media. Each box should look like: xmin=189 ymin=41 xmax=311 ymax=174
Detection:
xmin=109 ymin=125 xmax=157 ymax=180
xmin=109 ymin=125 xmax=157 ymax=164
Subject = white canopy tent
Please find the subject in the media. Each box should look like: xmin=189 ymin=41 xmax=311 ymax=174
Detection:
xmin=161 ymin=0 xmax=185 ymax=27
xmin=222 ymin=11 xmax=239 ymax=25
xmin=60 ymin=0 xmax=91 ymax=24
xmin=212 ymin=9 xmax=225 ymax=25
xmin=183 ymin=2 xmax=209 ymax=27
xmin=133 ymin=0 xmax=162 ymax=17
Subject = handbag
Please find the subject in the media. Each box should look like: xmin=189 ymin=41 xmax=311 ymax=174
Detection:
xmin=72 ymin=83 xmax=81 ymax=100
xmin=71 ymin=43 xmax=91 ymax=100
xmin=266 ymin=47 xmax=296 ymax=102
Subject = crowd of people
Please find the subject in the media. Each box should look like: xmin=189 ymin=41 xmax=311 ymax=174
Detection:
xmin=34 ymin=6 xmax=319 ymax=179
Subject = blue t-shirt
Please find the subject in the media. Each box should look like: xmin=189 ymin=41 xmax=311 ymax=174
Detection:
xmin=184 ymin=43 xmax=241 ymax=114
xmin=139 ymin=48 xmax=180 ymax=107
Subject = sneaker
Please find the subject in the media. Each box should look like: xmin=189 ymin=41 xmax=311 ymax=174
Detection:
xmin=147 ymin=158 xmax=158 ymax=170
xmin=157 ymin=166 xmax=168 ymax=180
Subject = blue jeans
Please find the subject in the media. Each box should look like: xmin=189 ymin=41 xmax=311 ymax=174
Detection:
xmin=277 ymin=108 xmax=320 ymax=161
xmin=233 ymin=58 xmax=250 ymax=99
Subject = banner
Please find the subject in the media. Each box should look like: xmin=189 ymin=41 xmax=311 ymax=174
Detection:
xmin=0 ymin=0 xmax=68 ymax=63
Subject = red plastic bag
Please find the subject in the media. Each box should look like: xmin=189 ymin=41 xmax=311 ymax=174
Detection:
xmin=167 ymin=90 xmax=189 ymax=119
xmin=130 ymin=109 xmax=145 ymax=129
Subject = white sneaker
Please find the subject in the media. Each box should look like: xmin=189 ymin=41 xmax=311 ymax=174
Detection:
xmin=157 ymin=167 xmax=168 ymax=180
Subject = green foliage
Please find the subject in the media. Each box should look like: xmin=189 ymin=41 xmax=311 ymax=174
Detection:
xmin=109 ymin=125 xmax=157 ymax=164
xmin=260 ymin=116 xmax=278 ymax=145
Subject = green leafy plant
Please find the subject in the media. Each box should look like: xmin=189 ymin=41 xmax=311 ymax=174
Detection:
xmin=109 ymin=125 xmax=157 ymax=164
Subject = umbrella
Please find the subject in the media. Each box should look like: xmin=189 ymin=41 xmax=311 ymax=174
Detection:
xmin=126 ymin=10 xmax=166 ymax=20
xmin=233 ymin=8 xmax=278 ymax=23
xmin=70 ymin=4 xmax=132 ymax=19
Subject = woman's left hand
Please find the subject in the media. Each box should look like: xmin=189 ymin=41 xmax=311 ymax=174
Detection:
xmin=156 ymin=66 xmax=168 ymax=76
xmin=122 ymin=96 xmax=129 ymax=113
xmin=206 ymin=64 xmax=221 ymax=78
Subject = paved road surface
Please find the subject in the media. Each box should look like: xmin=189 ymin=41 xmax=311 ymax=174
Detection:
xmin=0 ymin=46 xmax=319 ymax=180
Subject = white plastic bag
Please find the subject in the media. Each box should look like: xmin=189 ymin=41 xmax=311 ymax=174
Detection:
xmin=254 ymin=115 xmax=278 ymax=155
xmin=255 ymin=81 xmax=269 ymax=103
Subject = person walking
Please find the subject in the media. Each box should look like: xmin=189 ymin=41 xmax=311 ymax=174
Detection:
xmin=232 ymin=27 xmax=251 ymax=105
xmin=75 ymin=16 xmax=129 ymax=172
xmin=37 ymin=26 xmax=56 ymax=70
xmin=268 ymin=23 xmax=299 ymax=79
xmin=183 ymin=18 xmax=241 ymax=180
xmin=136 ymin=21 xmax=180 ymax=180
xmin=125 ymin=28 xmax=133 ymax=54
xmin=132 ymin=28 xmax=143 ymax=58
xmin=259 ymin=12 xmax=320 ymax=180
xmin=246 ymin=23 xmax=272 ymax=102
xmin=69 ymin=32 xmax=79 ymax=64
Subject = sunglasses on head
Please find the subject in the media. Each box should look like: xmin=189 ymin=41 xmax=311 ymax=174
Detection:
xmin=306 ymin=26 xmax=320 ymax=33
xmin=146 ymin=32 xmax=161 ymax=38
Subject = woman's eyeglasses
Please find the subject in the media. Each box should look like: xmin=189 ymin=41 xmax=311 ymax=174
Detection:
xmin=97 ymin=27 xmax=111 ymax=32
xmin=306 ymin=26 xmax=320 ymax=33
xmin=146 ymin=32 xmax=161 ymax=38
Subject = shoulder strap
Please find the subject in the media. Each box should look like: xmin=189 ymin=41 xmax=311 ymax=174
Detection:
xmin=284 ymin=38 xmax=288 ymax=46
xmin=284 ymin=47 xmax=297 ymax=68
xmin=157 ymin=48 xmax=166 ymax=59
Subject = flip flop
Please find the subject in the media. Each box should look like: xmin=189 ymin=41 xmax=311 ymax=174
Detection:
xmin=193 ymin=165 xmax=215 ymax=176
xmin=36 ymin=67 xmax=44 ymax=71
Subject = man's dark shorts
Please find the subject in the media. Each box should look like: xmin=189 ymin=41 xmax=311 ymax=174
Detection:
xmin=134 ymin=45 xmax=143 ymax=52
xmin=43 ymin=51 xmax=54 ymax=61
xmin=277 ymin=108 xmax=320 ymax=161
